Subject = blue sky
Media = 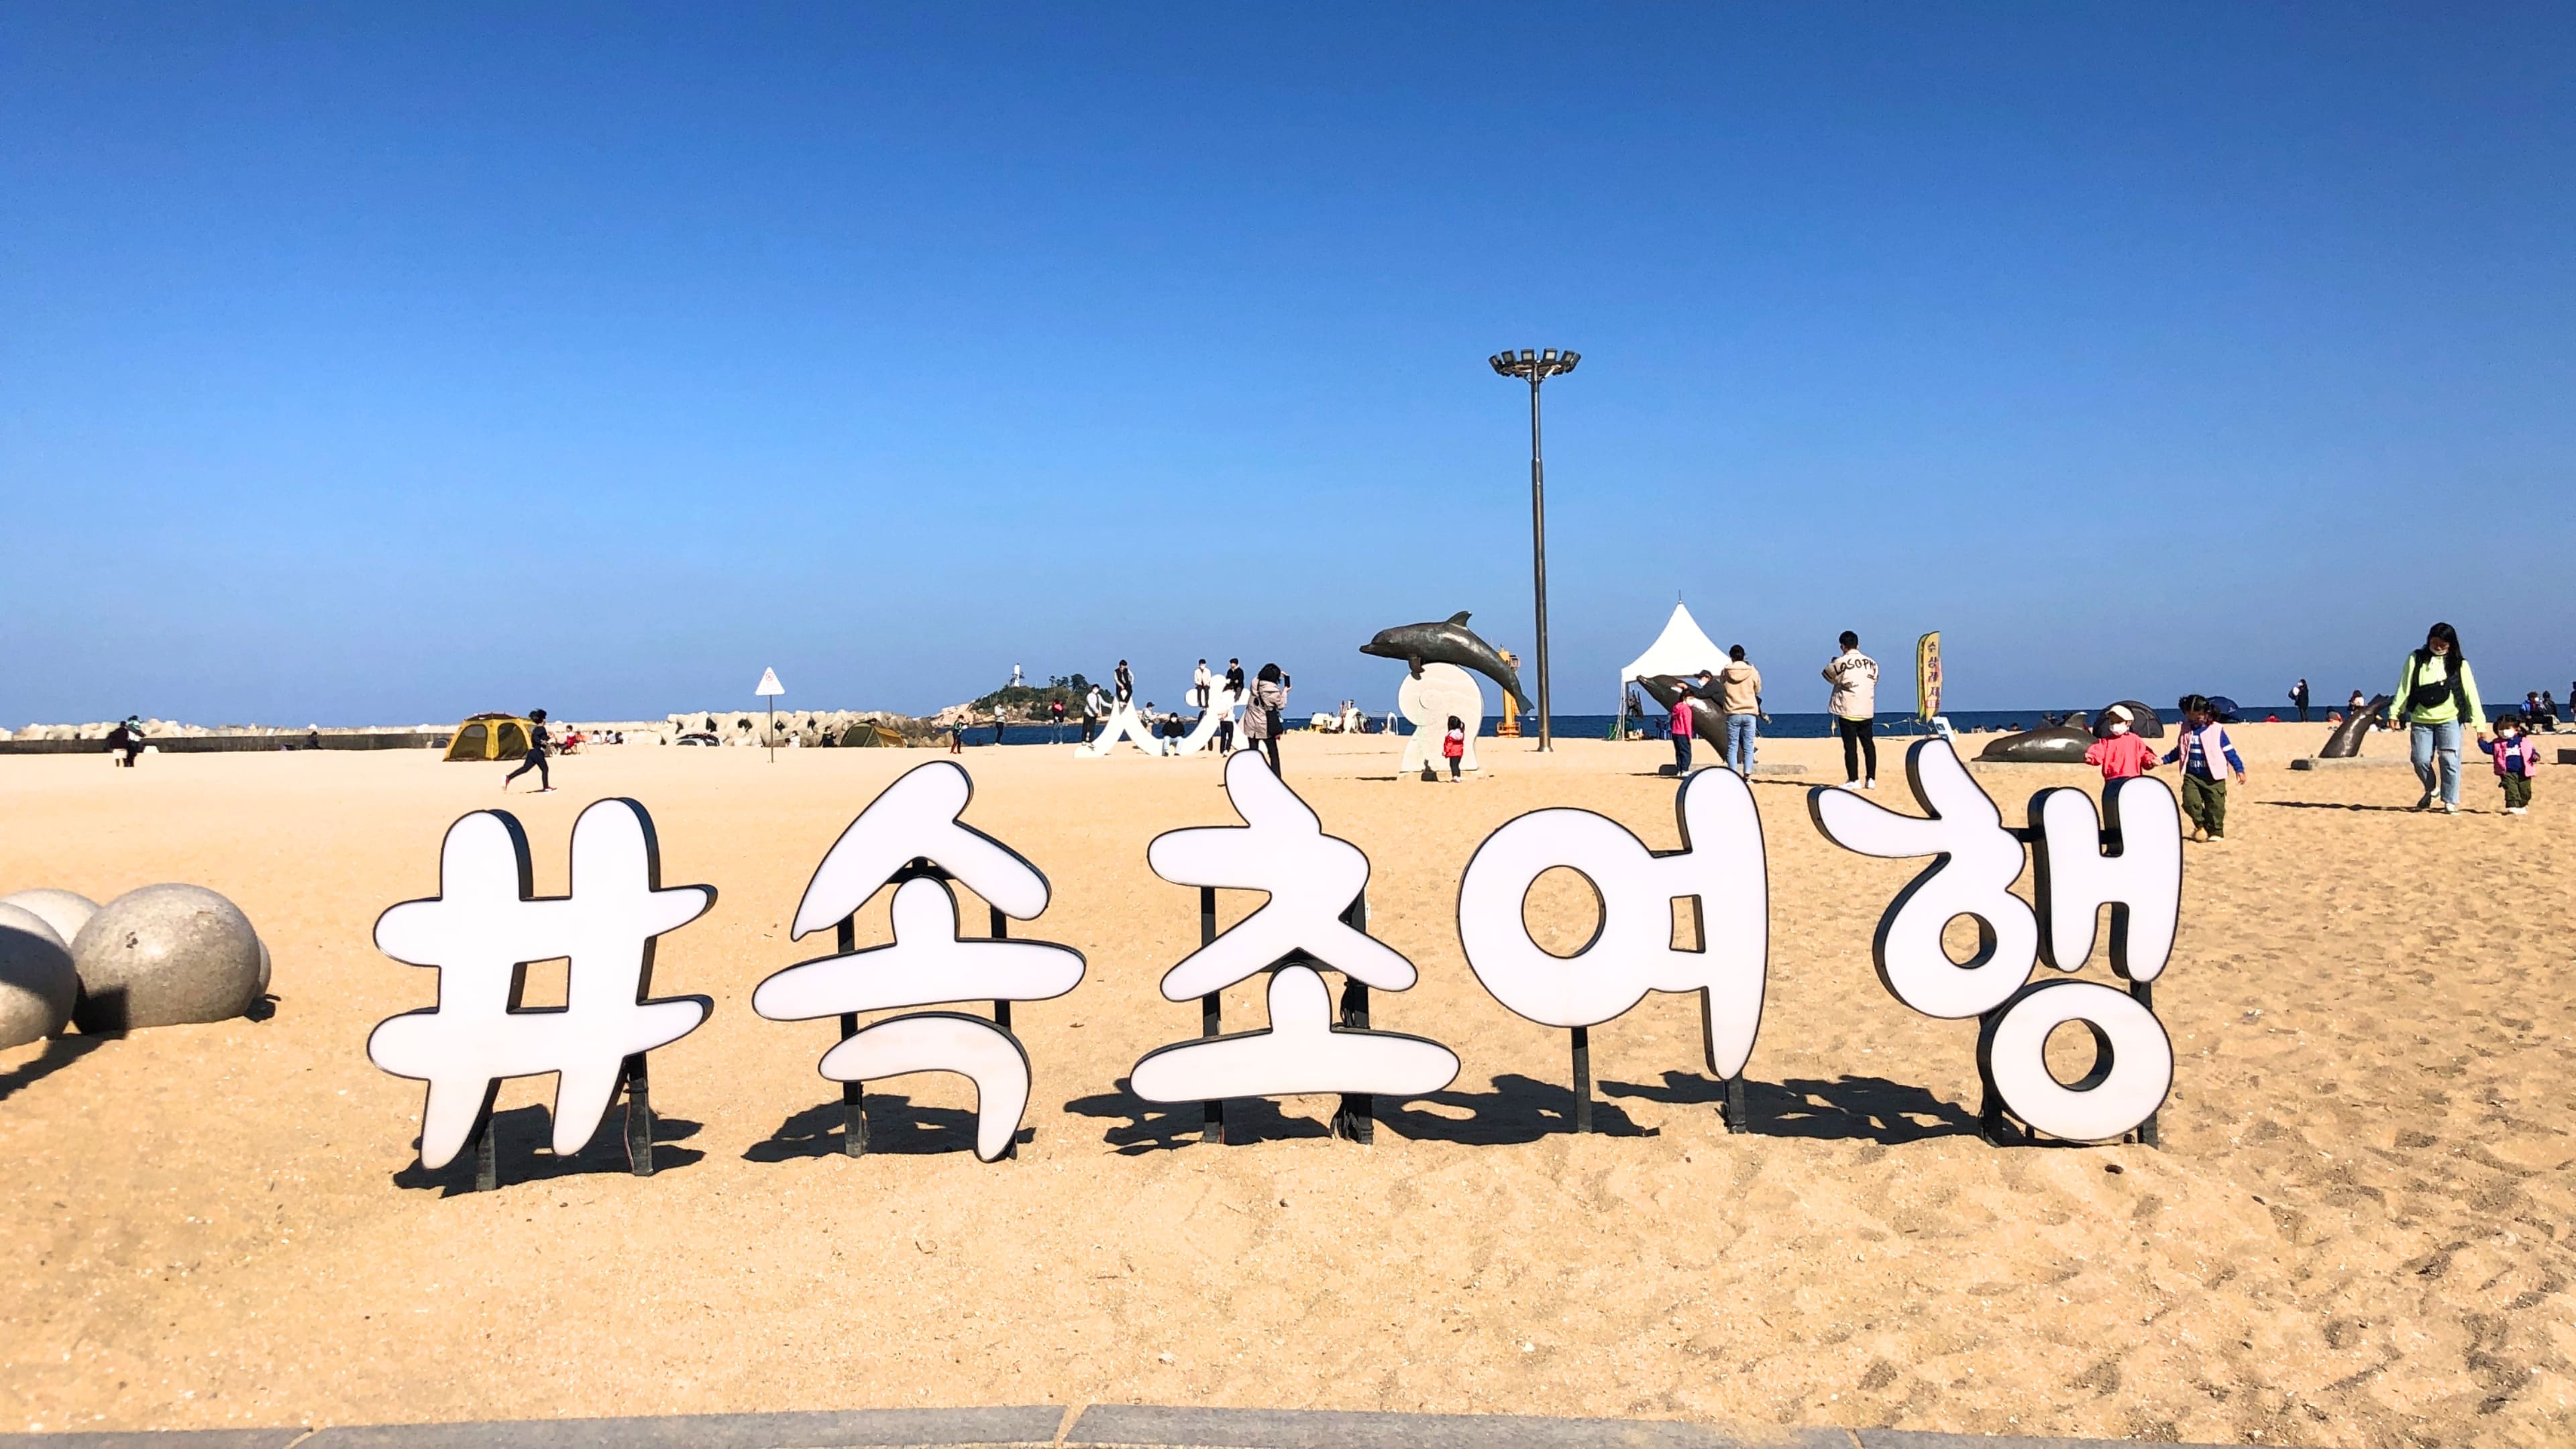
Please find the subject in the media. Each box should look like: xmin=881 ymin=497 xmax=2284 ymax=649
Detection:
xmin=4 ymin=5 xmax=2569 ymax=724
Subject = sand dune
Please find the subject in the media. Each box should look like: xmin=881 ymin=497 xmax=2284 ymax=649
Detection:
xmin=1 ymin=722 xmax=2568 ymax=1446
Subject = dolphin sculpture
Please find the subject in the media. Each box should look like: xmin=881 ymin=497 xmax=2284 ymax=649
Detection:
xmin=2317 ymin=694 xmax=2390 ymax=759
xmin=1360 ymin=612 xmax=1534 ymax=711
xmin=1633 ymin=674 xmax=1728 ymax=743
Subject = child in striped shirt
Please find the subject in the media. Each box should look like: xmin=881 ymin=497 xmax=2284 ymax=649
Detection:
xmin=2161 ymin=695 xmax=2247 ymax=842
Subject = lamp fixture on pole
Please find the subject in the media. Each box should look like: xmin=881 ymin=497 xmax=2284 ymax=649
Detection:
xmin=1486 ymin=347 xmax=1579 ymax=751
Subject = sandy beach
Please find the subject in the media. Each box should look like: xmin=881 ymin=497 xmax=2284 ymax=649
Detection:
xmin=1 ymin=723 xmax=2568 ymax=1447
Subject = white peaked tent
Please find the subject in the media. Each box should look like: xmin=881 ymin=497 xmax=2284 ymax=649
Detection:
xmin=1617 ymin=602 xmax=1729 ymax=736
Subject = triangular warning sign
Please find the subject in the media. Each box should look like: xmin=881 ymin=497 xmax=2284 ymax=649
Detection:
xmin=755 ymin=667 xmax=785 ymax=697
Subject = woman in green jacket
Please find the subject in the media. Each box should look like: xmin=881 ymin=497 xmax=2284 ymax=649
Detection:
xmin=2394 ymin=621 xmax=2485 ymax=814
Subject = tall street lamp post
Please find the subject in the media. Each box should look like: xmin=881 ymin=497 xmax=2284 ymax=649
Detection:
xmin=1487 ymin=347 xmax=1578 ymax=751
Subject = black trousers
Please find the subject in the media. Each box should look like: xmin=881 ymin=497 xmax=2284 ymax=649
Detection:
xmin=504 ymin=748 xmax=550 ymax=787
xmin=1836 ymin=716 xmax=1877 ymax=782
xmin=1260 ymin=735 xmax=1281 ymax=773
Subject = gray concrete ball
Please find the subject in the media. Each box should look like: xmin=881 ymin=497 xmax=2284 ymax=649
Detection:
xmin=0 ymin=902 xmax=78 ymax=1049
xmin=70 ymin=885 xmax=263 ymax=1033
xmin=0 ymin=889 xmax=100 ymax=949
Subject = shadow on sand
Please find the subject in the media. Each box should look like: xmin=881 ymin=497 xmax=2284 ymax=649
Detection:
xmin=392 ymin=1102 xmax=704 ymax=1195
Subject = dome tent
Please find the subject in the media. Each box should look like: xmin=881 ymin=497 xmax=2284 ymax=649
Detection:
xmin=443 ymin=712 xmax=535 ymax=762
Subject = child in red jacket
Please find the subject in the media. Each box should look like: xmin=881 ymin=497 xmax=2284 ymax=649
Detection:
xmin=1442 ymin=716 xmax=1467 ymax=782
xmin=2084 ymin=705 xmax=2159 ymax=780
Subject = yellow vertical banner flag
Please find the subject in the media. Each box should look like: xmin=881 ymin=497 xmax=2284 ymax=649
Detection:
xmin=1915 ymin=632 xmax=1943 ymax=720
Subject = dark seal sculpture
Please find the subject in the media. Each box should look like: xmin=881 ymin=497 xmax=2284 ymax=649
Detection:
xmin=1360 ymin=612 xmax=1534 ymax=711
xmin=2317 ymin=694 xmax=2391 ymax=759
xmin=1633 ymin=674 xmax=1729 ymax=744
xmin=1975 ymin=724 xmax=2099 ymax=764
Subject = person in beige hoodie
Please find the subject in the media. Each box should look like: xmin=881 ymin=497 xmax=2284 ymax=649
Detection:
xmin=1822 ymin=631 xmax=1879 ymax=790
xmin=1714 ymin=645 xmax=1763 ymax=776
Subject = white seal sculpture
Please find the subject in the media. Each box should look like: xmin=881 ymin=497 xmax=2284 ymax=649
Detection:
xmin=0 ymin=902 xmax=78 ymax=1049
xmin=70 ymin=884 xmax=263 ymax=1033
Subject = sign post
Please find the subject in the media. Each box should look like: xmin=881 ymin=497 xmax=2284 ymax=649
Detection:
xmin=756 ymin=667 xmax=786 ymax=763
xmin=1915 ymin=632 xmax=1942 ymax=734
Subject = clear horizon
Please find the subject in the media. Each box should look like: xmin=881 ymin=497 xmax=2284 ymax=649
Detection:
xmin=5 ymin=6 xmax=2570 ymax=726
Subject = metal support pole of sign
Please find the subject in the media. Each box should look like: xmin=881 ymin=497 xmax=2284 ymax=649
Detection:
xmin=1198 ymin=885 xmax=1223 ymax=1144
xmin=990 ymin=904 xmax=1016 ymax=1159
xmin=623 ymin=1051 xmax=653 ymax=1176
xmin=1570 ymin=1025 xmax=1593 ymax=1134
xmin=767 ymin=697 xmax=775 ymax=763
xmin=1976 ymin=1006 xmax=2008 ymax=1145
xmin=2130 ymin=979 xmax=2159 ymax=1148
xmin=989 ymin=906 xmax=1012 ymax=1033
xmin=472 ymin=1114 xmax=498 ymax=1193
xmin=1723 ymin=1075 xmax=1749 ymax=1135
xmin=837 ymin=916 xmax=865 ymax=1157
xmin=1332 ymin=892 xmax=1375 ymax=1144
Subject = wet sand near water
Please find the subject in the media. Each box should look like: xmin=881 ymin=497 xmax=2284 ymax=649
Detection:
xmin=1 ymin=722 xmax=2569 ymax=1446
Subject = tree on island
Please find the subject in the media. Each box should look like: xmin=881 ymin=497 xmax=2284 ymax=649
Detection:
xmin=969 ymin=674 xmax=1095 ymax=720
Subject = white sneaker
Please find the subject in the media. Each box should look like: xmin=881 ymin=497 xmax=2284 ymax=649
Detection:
xmin=1864 ymin=779 xmax=1878 ymax=790
xmin=2443 ymin=802 xmax=2457 ymax=814
xmin=2508 ymin=806 xmax=2527 ymax=815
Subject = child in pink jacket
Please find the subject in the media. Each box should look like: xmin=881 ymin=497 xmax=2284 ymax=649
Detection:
xmin=2475 ymin=714 xmax=2542 ymax=816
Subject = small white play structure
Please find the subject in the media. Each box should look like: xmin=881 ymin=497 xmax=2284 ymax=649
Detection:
xmin=1397 ymin=663 xmax=1485 ymax=777
xmin=1077 ymin=700 xmax=1169 ymax=757
xmin=1075 ymin=663 xmax=1249 ymax=758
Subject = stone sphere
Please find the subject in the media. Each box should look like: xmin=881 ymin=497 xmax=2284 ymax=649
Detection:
xmin=70 ymin=885 xmax=263 ymax=1033
xmin=0 ymin=888 xmax=100 ymax=947
xmin=0 ymin=902 xmax=77 ymax=1049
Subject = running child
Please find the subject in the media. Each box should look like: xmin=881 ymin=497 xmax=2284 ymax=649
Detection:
xmin=2475 ymin=713 xmax=2542 ymax=816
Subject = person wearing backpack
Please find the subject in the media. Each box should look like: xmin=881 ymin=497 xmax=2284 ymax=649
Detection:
xmin=2392 ymin=622 xmax=2487 ymax=814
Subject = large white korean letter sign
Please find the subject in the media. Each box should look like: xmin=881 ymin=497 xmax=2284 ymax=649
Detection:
xmin=1457 ymin=768 xmax=1768 ymax=1085
xmin=1127 ymin=751 xmax=1457 ymax=1114
xmin=1810 ymin=741 xmax=2176 ymax=1144
xmin=1983 ymin=775 xmax=2181 ymax=1143
xmin=753 ymin=761 xmax=1083 ymax=1163
xmin=370 ymin=798 xmax=714 ymax=1171
xmin=1806 ymin=738 xmax=2037 ymax=1019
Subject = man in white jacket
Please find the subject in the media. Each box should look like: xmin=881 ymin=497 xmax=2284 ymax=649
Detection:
xmin=1823 ymin=631 xmax=1879 ymax=790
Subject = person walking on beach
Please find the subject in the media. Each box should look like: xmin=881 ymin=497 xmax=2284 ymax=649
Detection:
xmin=1668 ymin=684 xmax=1697 ymax=774
xmin=2161 ymin=696 xmax=2245 ymax=841
xmin=1194 ymin=659 xmax=1212 ymax=708
xmin=2393 ymin=622 xmax=2486 ymax=814
xmin=2084 ymin=705 xmax=2159 ymax=780
xmin=2290 ymin=678 xmax=2311 ymax=723
xmin=1049 ymin=698 xmax=1065 ymax=740
xmin=1114 ymin=660 xmax=1134 ymax=704
xmin=1715 ymin=645 xmax=1762 ymax=776
xmin=1081 ymin=684 xmax=1105 ymax=744
xmin=502 ymin=709 xmax=555 ymax=792
xmin=1823 ymin=631 xmax=1879 ymax=790
xmin=1248 ymin=663 xmax=1289 ymax=773
xmin=1442 ymin=715 xmax=1468 ymax=782
xmin=2475 ymin=714 xmax=2541 ymax=816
